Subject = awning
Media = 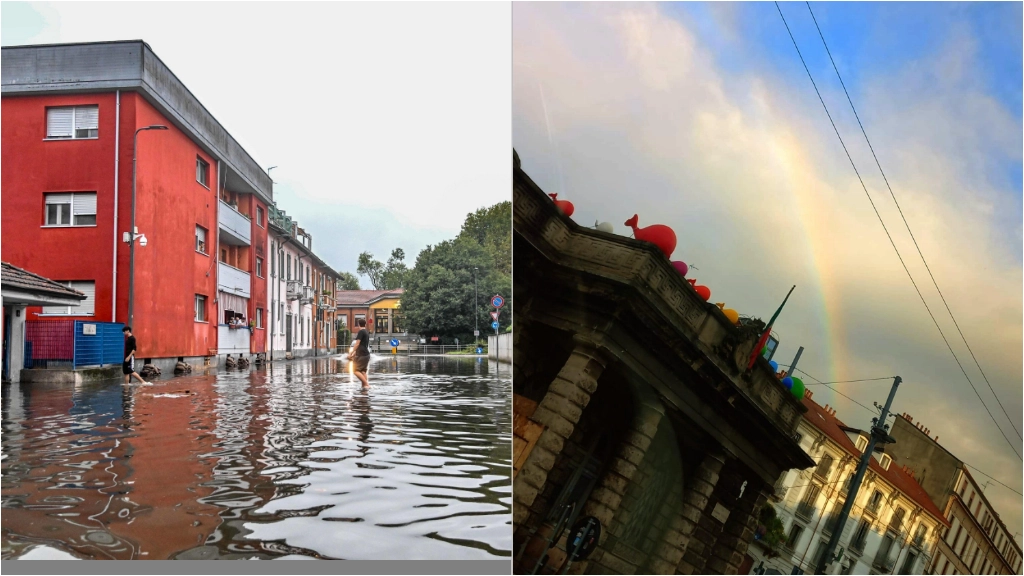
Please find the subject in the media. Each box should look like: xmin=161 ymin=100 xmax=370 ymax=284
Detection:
xmin=219 ymin=291 xmax=248 ymax=317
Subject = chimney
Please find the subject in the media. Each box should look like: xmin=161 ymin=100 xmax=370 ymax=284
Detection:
xmin=806 ymin=390 xmax=814 ymax=400
xmin=935 ymin=435 xmax=939 ymax=442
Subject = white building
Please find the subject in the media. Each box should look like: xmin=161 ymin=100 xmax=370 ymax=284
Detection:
xmin=748 ymin=391 xmax=948 ymax=575
xmin=267 ymin=211 xmax=315 ymax=360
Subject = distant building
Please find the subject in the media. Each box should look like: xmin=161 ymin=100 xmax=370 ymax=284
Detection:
xmin=747 ymin=392 xmax=948 ymax=575
xmin=886 ymin=413 xmax=1023 ymax=575
xmin=334 ymin=289 xmax=408 ymax=349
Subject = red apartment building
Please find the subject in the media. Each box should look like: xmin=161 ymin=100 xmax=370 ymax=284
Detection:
xmin=1 ymin=41 xmax=273 ymax=372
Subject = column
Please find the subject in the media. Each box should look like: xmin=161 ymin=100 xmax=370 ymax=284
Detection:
xmin=578 ymin=401 xmax=665 ymax=574
xmin=512 ymin=340 xmax=609 ymax=528
xmin=8 ymin=305 xmax=26 ymax=383
xmin=675 ymin=451 xmax=727 ymax=574
xmin=706 ymin=479 xmax=770 ymax=574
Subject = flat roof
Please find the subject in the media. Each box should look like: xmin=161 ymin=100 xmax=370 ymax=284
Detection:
xmin=2 ymin=40 xmax=273 ymax=204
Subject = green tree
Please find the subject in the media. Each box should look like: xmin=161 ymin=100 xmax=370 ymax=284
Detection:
xmin=459 ymin=201 xmax=511 ymax=275
xmin=338 ymin=271 xmax=361 ymax=290
xmin=357 ymin=252 xmax=385 ymax=289
xmin=357 ymin=249 xmax=409 ymax=290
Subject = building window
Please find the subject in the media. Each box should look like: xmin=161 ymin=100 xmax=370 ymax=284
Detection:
xmin=855 ymin=435 xmax=868 ymax=452
xmin=41 ymin=281 xmax=95 ymax=315
xmin=375 ymin=309 xmax=390 ymax=333
xmin=814 ymin=453 xmax=834 ymax=479
xmin=46 ymin=106 xmax=98 ymax=139
xmin=889 ymin=506 xmax=906 ymax=533
xmin=256 ymin=256 xmax=264 ymax=278
xmin=195 ymin=294 xmax=206 ymax=322
xmin=784 ymin=523 xmax=804 ymax=550
xmin=879 ymin=454 xmax=892 ymax=470
xmin=197 ymin=157 xmax=210 ymax=187
xmin=850 ymin=518 xmax=870 ymax=552
xmin=256 ymin=206 xmax=264 ymax=227
xmin=867 ymin=490 xmax=883 ymax=514
xmin=256 ymin=308 xmax=263 ymax=328
xmin=875 ymin=534 xmax=896 ymax=570
xmin=44 ymin=192 xmax=97 ymax=226
xmin=899 ymin=550 xmax=919 ymax=575
xmin=287 ymin=254 xmax=292 ymax=280
xmin=196 ymin=225 xmax=208 ymax=254
xmin=796 ymin=483 xmax=821 ymax=520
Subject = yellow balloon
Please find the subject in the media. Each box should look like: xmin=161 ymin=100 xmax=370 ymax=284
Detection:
xmin=723 ymin=309 xmax=739 ymax=325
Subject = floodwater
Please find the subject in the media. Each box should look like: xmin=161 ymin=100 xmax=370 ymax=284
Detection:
xmin=1 ymin=354 xmax=511 ymax=560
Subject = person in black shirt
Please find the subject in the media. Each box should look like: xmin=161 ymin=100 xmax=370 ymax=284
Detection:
xmin=122 ymin=326 xmax=148 ymax=385
xmin=348 ymin=318 xmax=371 ymax=387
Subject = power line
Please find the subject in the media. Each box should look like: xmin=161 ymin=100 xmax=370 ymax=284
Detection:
xmin=773 ymin=2 xmax=1022 ymax=461
xmin=791 ymin=365 xmax=1024 ymax=498
xmin=806 ymin=377 xmax=894 ymax=386
xmin=804 ymin=1 xmax=1022 ymax=445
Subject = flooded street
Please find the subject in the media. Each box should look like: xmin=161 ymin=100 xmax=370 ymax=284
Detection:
xmin=1 ymin=355 xmax=511 ymax=560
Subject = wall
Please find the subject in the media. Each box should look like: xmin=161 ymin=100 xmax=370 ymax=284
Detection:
xmin=242 ymin=193 xmax=268 ymax=354
xmin=888 ymin=415 xmax=961 ymax=508
xmin=488 ymin=331 xmax=511 ymax=362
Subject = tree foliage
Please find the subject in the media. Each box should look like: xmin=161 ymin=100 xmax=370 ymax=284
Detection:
xmin=337 ymin=271 xmax=361 ymax=290
xmin=402 ymin=202 xmax=511 ymax=343
xmin=357 ymin=248 xmax=409 ymax=290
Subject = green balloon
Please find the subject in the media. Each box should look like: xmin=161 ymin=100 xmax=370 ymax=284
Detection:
xmin=790 ymin=377 xmax=805 ymax=399
xmin=761 ymin=346 xmax=769 ymax=357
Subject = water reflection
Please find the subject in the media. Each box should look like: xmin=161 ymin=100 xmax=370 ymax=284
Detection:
xmin=1 ymin=355 xmax=511 ymax=560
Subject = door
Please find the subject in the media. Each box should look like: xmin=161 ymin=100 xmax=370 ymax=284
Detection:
xmin=2 ymin=307 xmax=10 ymax=381
xmin=285 ymin=314 xmax=293 ymax=352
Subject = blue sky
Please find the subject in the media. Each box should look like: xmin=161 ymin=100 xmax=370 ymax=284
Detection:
xmin=514 ymin=1 xmax=1022 ymax=535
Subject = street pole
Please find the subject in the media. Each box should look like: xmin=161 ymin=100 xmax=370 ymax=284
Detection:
xmin=814 ymin=375 xmax=902 ymax=574
xmin=128 ymin=125 xmax=167 ymax=328
xmin=473 ymin=267 xmax=479 ymax=344
xmin=786 ymin=346 xmax=804 ymax=378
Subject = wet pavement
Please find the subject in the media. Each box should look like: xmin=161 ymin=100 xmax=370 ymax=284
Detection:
xmin=1 ymin=354 xmax=511 ymax=560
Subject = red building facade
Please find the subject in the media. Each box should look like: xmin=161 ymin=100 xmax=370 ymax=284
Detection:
xmin=1 ymin=41 xmax=274 ymax=371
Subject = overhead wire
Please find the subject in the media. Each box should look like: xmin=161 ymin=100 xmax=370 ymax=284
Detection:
xmin=773 ymin=2 xmax=1022 ymax=461
xmin=804 ymin=1 xmax=1022 ymax=444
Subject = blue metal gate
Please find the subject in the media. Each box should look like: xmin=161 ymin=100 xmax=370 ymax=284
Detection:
xmin=72 ymin=321 xmax=125 ymax=368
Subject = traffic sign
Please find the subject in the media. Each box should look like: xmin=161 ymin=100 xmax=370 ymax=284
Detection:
xmin=490 ymin=311 xmax=500 ymax=321
xmin=390 ymin=338 xmax=400 ymax=347
xmin=491 ymin=295 xmax=504 ymax=309
xmin=491 ymin=321 xmax=500 ymax=330
xmin=473 ymin=330 xmax=480 ymax=337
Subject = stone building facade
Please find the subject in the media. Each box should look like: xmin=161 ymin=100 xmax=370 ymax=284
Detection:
xmin=511 ymin=150 xmax=815 ymax=575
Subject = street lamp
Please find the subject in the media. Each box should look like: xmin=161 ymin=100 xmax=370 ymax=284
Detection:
xmin=128 ymin=125 xmax=168 ymax=328
xmin=473 ymin=267 xmax=479 ymax=344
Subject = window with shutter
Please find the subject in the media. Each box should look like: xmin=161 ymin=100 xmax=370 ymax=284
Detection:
xmin=42 ymin=281 xmax=94 ymax=315
xmin=195 ymin=295 xmax=206 ymax=321
xmin=46 ymin=108 xmax=74 ymax=138
xmin=196 ymin=226 xmax=208 ymax=253
xmin=196 ymin=157 xmax=210 ymax=187
xmin=44 ymin=193 xmax=96 ymax=226
xmin=72 ymin=193 xmax=97 ymax=225
xmin=73 ymin=106 xmax=99 ymax=138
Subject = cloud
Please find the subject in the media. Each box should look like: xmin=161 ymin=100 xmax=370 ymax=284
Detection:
xmin=514 ymin=2 xmax=1022 ymax=528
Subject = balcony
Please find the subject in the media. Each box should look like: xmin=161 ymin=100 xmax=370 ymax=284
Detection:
xmin=286 ymin=280 xmax=301 ymax=301
xmin=218 ymin=261 xmax=251 ymax=298
xmin=218 ymin=199 xmax=251 ymax=246
xmin=218 ymin=324 xmax=249 ymax=354
xmin=300 ymin=285 xmax=314 ymax=304
xmin=795 ymin=502 xmax=816 ymax=521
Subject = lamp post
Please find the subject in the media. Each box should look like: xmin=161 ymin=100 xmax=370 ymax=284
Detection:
xmin=128 ymin=125 xmax=168 ymax=328
xmin=473 ymin=267 xmax=479 ymax=344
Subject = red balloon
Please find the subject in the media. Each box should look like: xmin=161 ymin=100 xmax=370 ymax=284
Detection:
xmin=549 ymin=193 xmax=575 ymax=217
xmin=624 ymin=214 xmax=676 ymax=258
xmin=695 ymin=285 xmax=711 ymax=301
xmin=671 ymin=261 xmax=688 ymax=277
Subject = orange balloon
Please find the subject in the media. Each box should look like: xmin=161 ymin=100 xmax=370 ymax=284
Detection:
xmin=723 ymin=309 xmax=739 ymax=325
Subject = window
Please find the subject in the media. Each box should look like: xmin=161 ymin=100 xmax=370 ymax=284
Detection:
xmin=256 ymin=257 xmax=264 ymax=278
xmin=45 ymin=192 xmax=96 ymax=226
xmin=815 ymin=453 xmax=834 ymax=479
xmin=867 ymin=490 xmax=883 ymax=514
xmin=196 ymin=157 xmax=210 ymax=187
xmin=784 ymin=523 xmax=804 ymax=550
xmin=879 ymin=454 xmax=892 ymax=470
xmin=899 ymin=550 xmax=919 ymax=575
xmin=256 ymin=308 xmax=263 ymax=328
xmin=195 ymin=295 xmax=206 ymax=322
xmin=797 ymin=483 xmax=821 ymax=520
xmin=287 ymin=254 xmax=292 ymax=280
xmin=41 ymin=281 xmax=95 ymax=315
xmin=875 ymin=534 xmax=896 ymax=570
xmin=889 ymin=506 xmax=906 ymax=533
xmin=256 ymin=206 xmax=264 ymax=227
xmin=46 ymin=106 xmax=98 ymax=139
xmin=813 ymin=540 xmax=830 ymax=570
xmin=855 ymin=435 xmax=868 ymax=452
xmin=196 ymin=225 xmax=208 ymax=254
xmin=851 ymin=519 xmax=870 ymax=552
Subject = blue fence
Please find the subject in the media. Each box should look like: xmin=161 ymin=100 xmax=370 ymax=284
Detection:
xmin=24 ymin=320 xmax=124 ymax=369
xmin=73 ymin=321 xmax=125 ymax=368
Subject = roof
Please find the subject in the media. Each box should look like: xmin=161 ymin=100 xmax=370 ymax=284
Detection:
xmin=800 ymin=395 xmax=950 ymax=526
xmin=335 ymin=289 xmax=404 ymax=307
xmin=1 ymin=262 xmax=86 ymax=299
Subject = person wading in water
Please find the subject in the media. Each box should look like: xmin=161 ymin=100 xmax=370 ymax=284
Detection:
xmin=348 ymin=318 xmax=371 ymax=388
xmin=122 ymin=326 xmax=148 ymax=385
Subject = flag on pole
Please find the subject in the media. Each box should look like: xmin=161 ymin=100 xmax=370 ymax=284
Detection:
xmin=747 ymin=285 xmax=796 ymax=370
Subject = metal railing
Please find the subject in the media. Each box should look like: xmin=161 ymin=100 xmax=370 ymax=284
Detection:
xmin=24 ymin=320 xmax=124 ymax=369
xmin=795 ymin=502 xmax=816 ymax=521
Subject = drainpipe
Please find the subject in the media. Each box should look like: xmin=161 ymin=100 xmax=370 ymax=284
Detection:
xmin=269 ymin=237 xmax=275 ymax=362
xmin=112 ymin=91 xmax=121 ymax=322
xmin=207 ymin=161 xmax=222 ymax=360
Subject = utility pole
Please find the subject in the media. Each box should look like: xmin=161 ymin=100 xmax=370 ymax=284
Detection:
xmin=815 ymin=376 xmax=902 ymax=574
xmin=473 ymin=267 xmax=479 ymax=344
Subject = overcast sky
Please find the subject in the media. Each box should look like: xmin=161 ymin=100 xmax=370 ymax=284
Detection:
xmin=1 ymin=1 xmax=510 ymax=283
xmin=514 ymin=2 xmax=1023 ymax=534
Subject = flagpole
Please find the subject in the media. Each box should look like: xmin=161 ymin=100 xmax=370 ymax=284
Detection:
xmin=747 ymin=285 xmax=796 ymax=370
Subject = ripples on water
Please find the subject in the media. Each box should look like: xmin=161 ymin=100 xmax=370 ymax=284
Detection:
xmin=1 ymin=355 xmax=511 ymax=560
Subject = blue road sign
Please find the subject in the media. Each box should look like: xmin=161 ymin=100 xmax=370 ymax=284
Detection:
xmin=491 ymin=321 xmax=500 ymax=330
xmin=491 ymin=295 xmax=504 ymax=308
xmin=390 ymin=338 xmax=399 ymax=347
xmin=476 ymin=347 xmax=483 ymax=354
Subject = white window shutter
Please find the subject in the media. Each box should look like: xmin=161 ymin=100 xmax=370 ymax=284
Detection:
xmin=71 ymin=281 xmax=96 ymax=315
xmin=196 ymin=226 xmax=206 ymax=243
xmin=74 ymin=106 xmax=99 ymax=130
xmin=47 ymin=108 xmax=74 ymax=138
xmin=46 ymin=193 xmax=73 ymax=205
xmin=72 ymin=193 xmax=97 ymax=215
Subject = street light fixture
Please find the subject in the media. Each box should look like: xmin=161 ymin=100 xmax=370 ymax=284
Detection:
xmin=128 ymin=125 xmax=168 ymax=328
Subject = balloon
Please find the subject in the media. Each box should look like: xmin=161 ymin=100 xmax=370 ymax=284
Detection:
xmin=782 ymin=377 xmax=794 ymax=390
xmin=671 ymin=261 xmax=689 ymax=277
xmin=625 ymin=214 xmax=677 ymax=258
xmin=769 ymin=360 xmax=779 ymax=373
xmin=723 ymin=309 xmax=739 ymax=324
xmin=549 ymin=193 xmax=575 ymax=217
xmin=595 ymin=221 xmax=614 ymax=233
xmin=694 ymin=285 xmax=711 ymax=301
xmin=791 ymin=377 xmax=805 ymax=399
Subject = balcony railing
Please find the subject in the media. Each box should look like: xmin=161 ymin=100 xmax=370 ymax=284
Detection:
xmin=300 ymin=285 xmax=314 ymax=304
xmin=218 ymin=199 xmax=251 ymax=246
xmin=865 ymin=500 xmax=881 ymax=516
xmin=218 ymin=261 xmax=251 ymax=298
xmin=795 ymin=502 xmax=816 ymax=521
xmin=850 ymin=535 xmax=867 ymax=554
xmin=286 ymin=280 xmax=301 ymax=301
